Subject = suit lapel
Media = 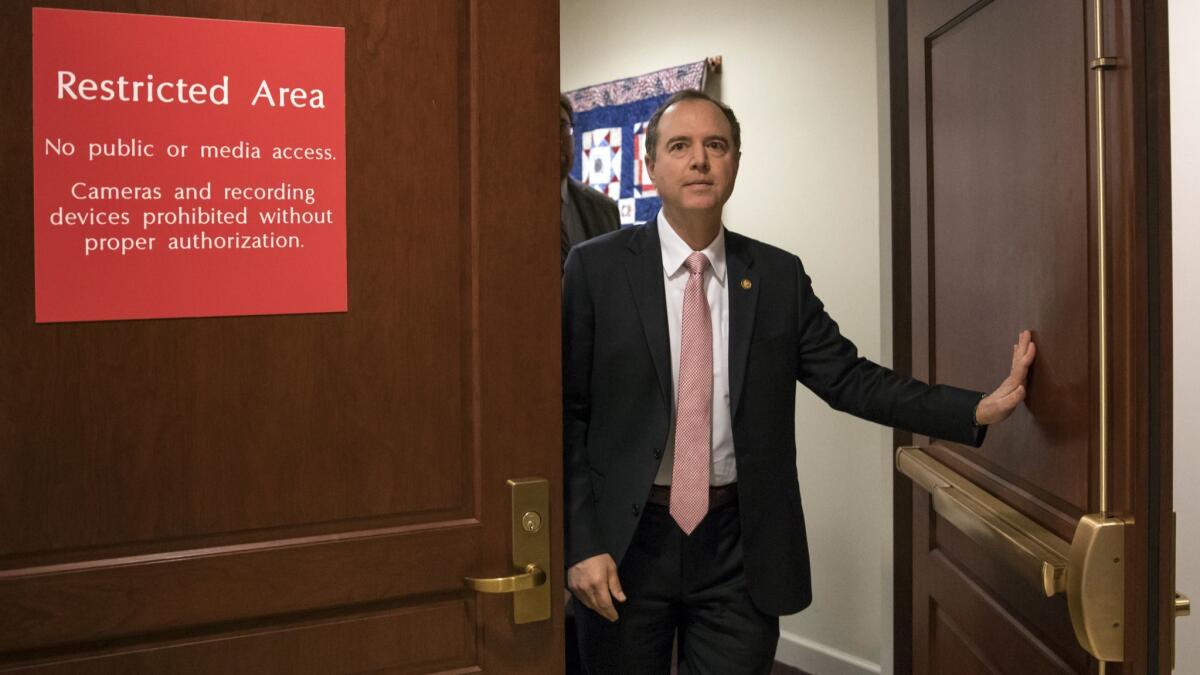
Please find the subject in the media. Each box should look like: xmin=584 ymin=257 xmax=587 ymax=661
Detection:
xmin=726 ymin=230 xmax=758 ymax=418
xmin=624 ymin=223 xmax=673 ymax=414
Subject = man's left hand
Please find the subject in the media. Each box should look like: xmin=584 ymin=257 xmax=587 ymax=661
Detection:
xmin=975 ymin=330 xmax=1037 ymax=426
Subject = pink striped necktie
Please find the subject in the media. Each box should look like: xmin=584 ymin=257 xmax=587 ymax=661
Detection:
xmin=670 ymin=251 xmax=712 ymax=535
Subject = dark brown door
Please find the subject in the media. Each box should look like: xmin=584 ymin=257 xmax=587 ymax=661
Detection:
xmin=891 ymin=0 xmax=1174 ymax=673
xmin=0 ymin=1 xmax=563 ymax=672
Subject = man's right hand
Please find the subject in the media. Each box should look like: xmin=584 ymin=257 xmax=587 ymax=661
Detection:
xmin=567 ymin=553 xmax=626 ymax=622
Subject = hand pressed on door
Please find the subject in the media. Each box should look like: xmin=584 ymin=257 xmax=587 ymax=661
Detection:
xmin=974 ymin=330 xmax=1038 ymax=426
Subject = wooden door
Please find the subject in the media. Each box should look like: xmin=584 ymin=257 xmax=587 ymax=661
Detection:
xmin=0 ymin=1 xmax=563 ymax=672
xmin=890 ymin=0 xmax=1174 ymax=673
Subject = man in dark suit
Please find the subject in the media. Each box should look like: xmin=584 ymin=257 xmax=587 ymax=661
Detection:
xmin=562 ymin=90 xmax=1036 ymax=673
xmin=561 ymin=94 xmax=620 ymax=268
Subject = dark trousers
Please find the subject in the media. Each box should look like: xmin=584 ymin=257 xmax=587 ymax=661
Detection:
xmin=574 ymin=497 xmax=779 ymax=674
xmin=566 ymin=599 xmax=584 ymax=674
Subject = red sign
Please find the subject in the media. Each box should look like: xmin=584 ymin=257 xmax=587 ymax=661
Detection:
xmin=33 ymin=8 xmax=346 ymax=323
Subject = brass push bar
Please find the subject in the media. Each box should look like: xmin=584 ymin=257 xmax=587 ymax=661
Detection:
xmin=896 ymin=447 xmax=1068 ymax=596
xmin=897 ymin=447 xmax=1125 ymax=662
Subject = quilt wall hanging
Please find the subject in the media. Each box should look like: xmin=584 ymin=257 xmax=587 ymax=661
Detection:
xmin=565 ymin=61 xmax=709 ymax=226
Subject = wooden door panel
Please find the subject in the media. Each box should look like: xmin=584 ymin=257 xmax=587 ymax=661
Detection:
xmin=929 ymin=603 xmax=997 ymax=675
xmin=914 ymin=496 xmax=1088 ymax=675
xmin=1 ymin=0 xmax=561 ymax=671
xmin=15 ymin=600 xmax=472 ymax=672
xmin=912 ymin=465 xmax=1090 ymax=673
xmin=930 ymin=590 xmax=1071 ymax=675
xmin=1 ymin=528 xmax=478 ymax=651
xmin=899 ymin=0 xmax=1170 ymax=672
xmin=907 ymin=1 xmax=1093 ymax=671
xmin=927 ymin=533 xmax=1086 ymax=675
xmin=11 ymin=602 xmax=474 ymax=674
xmin=2 ymin=0 xmax=471 ymax=559
xmin=926 ymin=512 xmax=1085 ymax=672
xmin=925 ymin=0 xmax=1090 ymax=542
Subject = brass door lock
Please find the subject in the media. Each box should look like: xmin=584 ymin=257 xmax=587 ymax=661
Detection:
xmin=462 ymin=478 xmax=551 ymax=624
xmin=521 ymin=511 xmax=542 ymax=534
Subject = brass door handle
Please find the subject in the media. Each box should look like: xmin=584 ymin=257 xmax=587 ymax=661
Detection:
xmin=463 ymin=478 xmax=551 ymax=624
xmin=1178 ymin=593 xmax=1191 ymax=618
xmin=464 ymin=563 xmax=547 ymax=594
xmin=896 ymin=447 xmax=1123 ymax=662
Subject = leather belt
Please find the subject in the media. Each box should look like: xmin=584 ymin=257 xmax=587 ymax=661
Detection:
xmin=646 ymin=483 xmax=738 ymax=510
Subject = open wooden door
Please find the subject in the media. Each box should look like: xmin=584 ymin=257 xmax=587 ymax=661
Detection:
xmin=0 ymin=1 xmax=563 ymax=672
xmin=890 ymin=0 xmax=1183 ymax=673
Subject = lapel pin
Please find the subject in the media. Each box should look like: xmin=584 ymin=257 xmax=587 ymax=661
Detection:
xmin=740 ymin=278 xmax=752 ymax=290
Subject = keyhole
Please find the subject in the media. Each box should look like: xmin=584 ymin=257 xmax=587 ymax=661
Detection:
xmin=522 ymin=511 xmax=542 ymax=534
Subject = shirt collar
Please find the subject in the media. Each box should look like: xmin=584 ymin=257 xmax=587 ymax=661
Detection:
xmin=657 ymin=210 xmax=726 ymax=285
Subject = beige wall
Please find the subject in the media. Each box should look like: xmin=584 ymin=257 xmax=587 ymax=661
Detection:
xmin=1169 ymin=1 xmax=1198 ymax=671
xmin=561 ymin=1 xmax=889 ymax=671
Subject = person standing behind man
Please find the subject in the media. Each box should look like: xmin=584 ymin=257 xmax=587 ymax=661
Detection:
xmin=560 ymin=94 xmax=619 ymax=268
xmin=562 ymin=89 xmax=1037 ymax=673
xmin=559 ymin=92 xmax=620 ymax=675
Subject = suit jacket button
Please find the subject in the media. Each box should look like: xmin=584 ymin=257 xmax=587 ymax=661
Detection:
xmin=632 ymin=503 xmax=640 ymax=516
xmin=653 ymin=447 xmax=663 ymax=459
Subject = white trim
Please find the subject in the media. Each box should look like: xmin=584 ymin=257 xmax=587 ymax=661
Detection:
xmin=775 ymin=630 xmax=882 ymax=675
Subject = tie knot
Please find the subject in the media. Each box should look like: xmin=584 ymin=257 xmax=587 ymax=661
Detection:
xmin=685 ymin=251 xmax=709 ymax=276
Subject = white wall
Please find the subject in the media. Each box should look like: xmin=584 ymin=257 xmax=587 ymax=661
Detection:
xmin=561 ymin=2 xmax=889 ymax=672
xmin=1169 ymin=1 xmax=1199 ymax=671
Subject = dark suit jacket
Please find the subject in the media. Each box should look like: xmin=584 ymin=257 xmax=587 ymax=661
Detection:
xmin=562 ymin=221 xmax=985 ymax=617
xmin=565 ymin=177 xmax=620 ymax=243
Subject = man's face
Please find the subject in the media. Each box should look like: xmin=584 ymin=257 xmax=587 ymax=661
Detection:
xmin=559 ymin=105 xmax=575 ymax=180
xmin=646 ymin=99 xmax=739 ymax=216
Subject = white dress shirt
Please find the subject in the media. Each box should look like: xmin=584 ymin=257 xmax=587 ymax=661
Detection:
xmin=653 ymin=211 xmax=737 ymax=486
